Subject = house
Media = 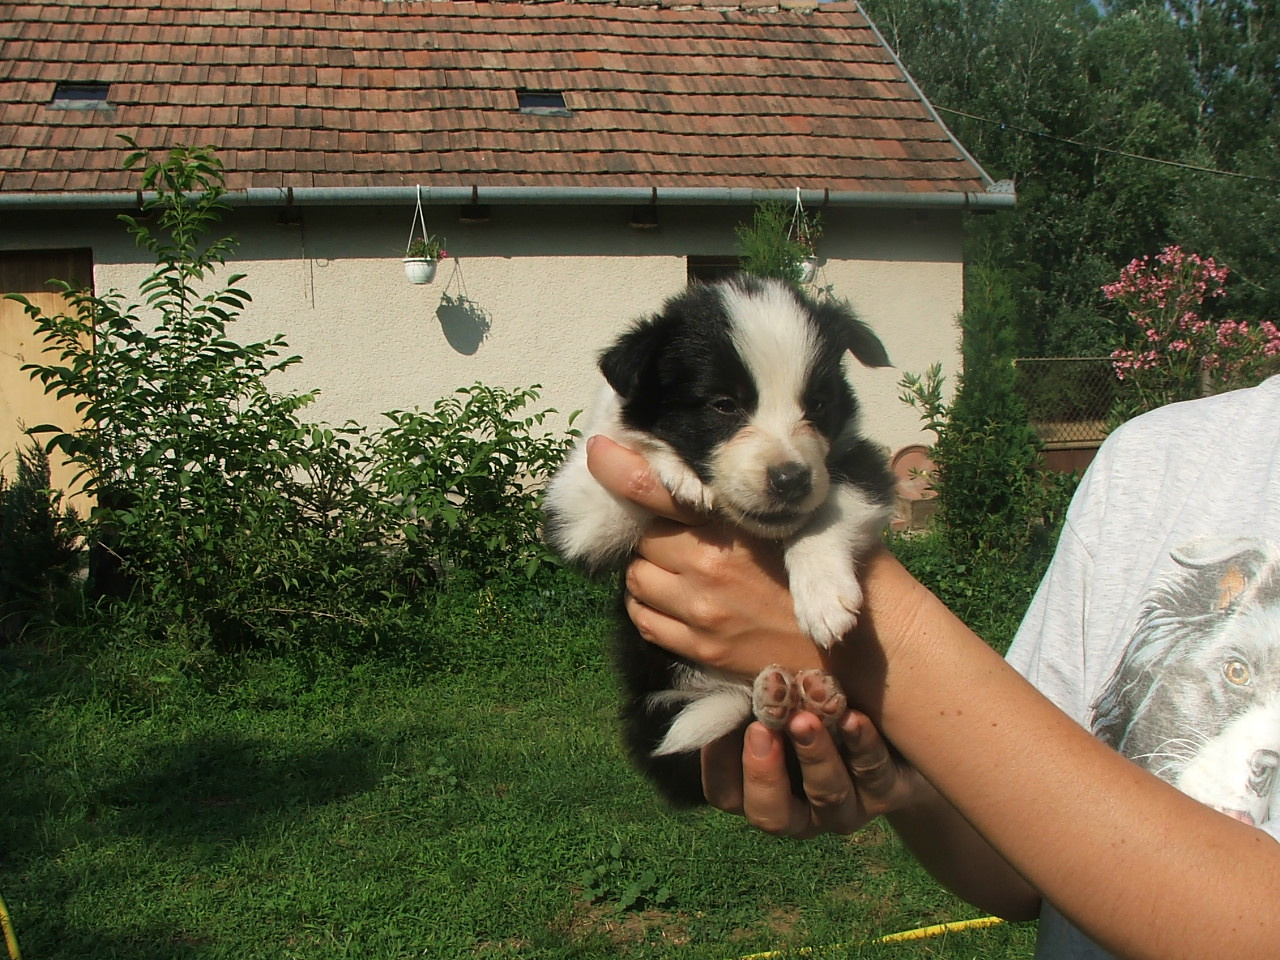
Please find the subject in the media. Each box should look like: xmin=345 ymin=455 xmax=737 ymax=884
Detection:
xmin=0 ymin=0 xmax=1012 ymax=499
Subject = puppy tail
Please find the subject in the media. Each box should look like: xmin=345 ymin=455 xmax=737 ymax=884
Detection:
xmin=649 ymin=686 xmax=752 ymax=756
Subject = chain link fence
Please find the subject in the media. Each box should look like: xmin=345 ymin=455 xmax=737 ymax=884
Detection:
xmin=1013 ymin=357 xmax=1117 ymax=447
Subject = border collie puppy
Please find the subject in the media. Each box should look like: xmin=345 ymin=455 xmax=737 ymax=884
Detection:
xmin=544 ymin=276 xmax=895 ymax=806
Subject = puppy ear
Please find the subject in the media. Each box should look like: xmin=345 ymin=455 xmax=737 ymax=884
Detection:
xmin=598 ymin=316 xmax=675 ymax=401
xmin=812 ymin=298 xmax=890 ymax=368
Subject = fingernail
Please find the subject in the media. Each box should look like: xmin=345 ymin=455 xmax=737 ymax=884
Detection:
xmin=746 ymin=723 xmax=773 ymax=759
xmin=585 ymin=435 xmax=598 ymax=452
xmin=790 ymin=718 xmax=816 ymax=747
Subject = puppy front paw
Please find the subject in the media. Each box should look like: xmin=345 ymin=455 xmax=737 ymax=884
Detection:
xmin=790 ymin=572 xmax=864 ymax=649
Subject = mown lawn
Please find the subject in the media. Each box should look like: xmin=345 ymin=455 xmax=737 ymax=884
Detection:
xmin=0 ymin=580 xmax=1036 ymax=959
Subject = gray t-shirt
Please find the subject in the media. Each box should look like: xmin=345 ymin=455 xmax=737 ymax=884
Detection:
xmin=1006 ymin=375 xmax=1280 ymax=959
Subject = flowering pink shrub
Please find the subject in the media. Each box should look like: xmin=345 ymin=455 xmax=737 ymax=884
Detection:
xmin=1106 ymin=246 xmax=1280 ymax=413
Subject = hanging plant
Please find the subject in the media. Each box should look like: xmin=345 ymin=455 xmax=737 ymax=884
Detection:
xmin=789 ymin=191 xmax=823 ymax=284
xmin=403 ymin=188 xmax=449 ymax=284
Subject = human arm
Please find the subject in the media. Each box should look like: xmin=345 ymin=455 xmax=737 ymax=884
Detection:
xmin=586 ymin=435 xmax=1280 ymax=960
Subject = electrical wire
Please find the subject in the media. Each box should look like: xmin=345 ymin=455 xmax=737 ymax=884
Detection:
xmin=936 ymin=105 xmax=1280 ymax=185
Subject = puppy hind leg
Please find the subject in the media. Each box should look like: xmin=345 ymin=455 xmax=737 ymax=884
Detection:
xmin=752 ymin=664 xmax=799 ymax=730
xmin=751 ymin=666 xmax=847 ymax=733
xmin=794 ymin=669 xmax=847 ymax=733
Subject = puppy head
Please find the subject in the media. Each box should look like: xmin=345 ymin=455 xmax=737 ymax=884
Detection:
xmin=600 ymin=276 xmax=888 ymax=538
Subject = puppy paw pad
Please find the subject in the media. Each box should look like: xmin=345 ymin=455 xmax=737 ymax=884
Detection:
xmin=751 ymin=665 xmax=798 ymax=730
xmin=795 ymin=669 xmax=847 ymax=728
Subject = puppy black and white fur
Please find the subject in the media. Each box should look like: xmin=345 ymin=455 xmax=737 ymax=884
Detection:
xmin=544 ymin=276 xmax=895 ymax=806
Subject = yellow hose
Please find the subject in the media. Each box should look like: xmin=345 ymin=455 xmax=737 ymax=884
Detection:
xmin=871 ymin=915 xmax=1005 ymax=943
xmin=731 ymin=915 xmax=1004 ymax=959
xmin=0 ymin=893 xmax=20 ymax=960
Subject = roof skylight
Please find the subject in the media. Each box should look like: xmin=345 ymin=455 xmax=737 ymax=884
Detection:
xmin=50 ymin=82 xmax=112 ymax=110
xmin=517 ymin=89 xmax=571 ymax=117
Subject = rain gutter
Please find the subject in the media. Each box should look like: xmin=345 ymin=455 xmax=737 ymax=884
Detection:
xmin=0 ymin=183 xmax=1016 ymax=211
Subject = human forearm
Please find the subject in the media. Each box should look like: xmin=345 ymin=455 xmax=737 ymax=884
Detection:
xmin=841 ymin=550 xmax=1280 ymax=960
xmin=887 ymin=776 xmax=1040 ymax=921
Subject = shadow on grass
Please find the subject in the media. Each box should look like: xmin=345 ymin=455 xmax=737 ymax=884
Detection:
xmin=0 ymin=724 xmax=396 ymax=958
xmin=96 ymin=731 xmax=386 ymax=841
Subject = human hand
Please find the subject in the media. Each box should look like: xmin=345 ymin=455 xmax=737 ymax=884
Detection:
xmin=585 ymin=436 xmax=820 ymax=681
xmin=703 ymin=705 xmax=919 ymax=838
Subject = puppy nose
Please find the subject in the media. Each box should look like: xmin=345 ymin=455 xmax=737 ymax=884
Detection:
xmin=1249 ymin=749 xmax=1279 ymax=797
xmin=768 ymin=462 xmax=812 ymax=503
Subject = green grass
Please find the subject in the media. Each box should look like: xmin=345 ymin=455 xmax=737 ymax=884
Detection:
xmin=0 ymin=579 xmax=1036 ymax=959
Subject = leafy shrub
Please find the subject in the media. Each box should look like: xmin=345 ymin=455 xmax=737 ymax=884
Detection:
xmin=368 ymin=384 xmax=575 ymax=587
xmin=734 ymin=200 xmax=811 ymax=286
xmin=902 ymin=264 xmax=1076 ymax=558
xmin=896 ymin=263 xmax=1077 ymax=646
xmin=6 ymin=140 xmax=573 ymax=651
xmin=0 ymin=443 xmax=81 ymax=642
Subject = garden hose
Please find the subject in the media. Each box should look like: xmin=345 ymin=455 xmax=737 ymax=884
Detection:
xmin=0 ymin=893 xmax=20 ymax=960
xmin=732 ymin=915 xmax=1004 ymax=959
xmin=871 ymin=915 xmax=1005 ymax=943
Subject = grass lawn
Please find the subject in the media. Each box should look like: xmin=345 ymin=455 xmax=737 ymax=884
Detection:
xmin=0 ymin=581 xmax=1036 ymax=959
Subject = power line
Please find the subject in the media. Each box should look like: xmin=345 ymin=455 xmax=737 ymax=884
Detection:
xmin=936 ymin=105 xmax=1280 ymax=186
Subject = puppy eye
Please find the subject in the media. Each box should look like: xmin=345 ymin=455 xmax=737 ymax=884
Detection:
xmin=710 ymin=397 xmax=739 ymax=415
xmin=1224 ymin=659 xmax=1251 ymax=686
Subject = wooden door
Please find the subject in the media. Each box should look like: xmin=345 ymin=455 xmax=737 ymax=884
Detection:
xmin=0 ymin=249 xmax=94 ymax=505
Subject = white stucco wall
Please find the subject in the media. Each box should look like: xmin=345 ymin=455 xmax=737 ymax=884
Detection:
xmin=3 ymin=202 xmax=962 ymax=465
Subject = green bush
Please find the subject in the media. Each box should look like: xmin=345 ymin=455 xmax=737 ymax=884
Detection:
xmin=895 ymin=263 xmax=1077 ymax=648
xmin=734 ymin=199 xmax=811 ymax=286
xmin=6 ymin=140 xmax=573 ymax=651
xmin=900 ymin=264 xmax=1076 ymax=562
xmin=0 ymin=443 xmax=81 ymax=642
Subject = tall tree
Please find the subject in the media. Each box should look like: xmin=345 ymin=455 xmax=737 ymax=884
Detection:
xmin=862 ymin=0 xmax=1280 ymax=356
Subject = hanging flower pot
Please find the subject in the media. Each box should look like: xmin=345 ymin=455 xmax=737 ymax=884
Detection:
xmin=403 ymin=187 xmax=447 ymax=285
xmin=798 ymin=255 xmax=819 ymax=284
xmin=403 ymin=235 xmax=447 ymax=285
xmin=403 ymin=257 xmax=438 ymax=284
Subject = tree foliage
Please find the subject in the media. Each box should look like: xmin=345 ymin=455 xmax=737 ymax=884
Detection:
xmin=862 ymin=0 xmax=1280 ymax=355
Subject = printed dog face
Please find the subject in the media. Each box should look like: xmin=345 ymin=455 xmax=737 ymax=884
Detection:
xmin=597 ymin=277 xmax=888 ymax=538
xmin=1093 ymin=537 xmax=1280 ymax=828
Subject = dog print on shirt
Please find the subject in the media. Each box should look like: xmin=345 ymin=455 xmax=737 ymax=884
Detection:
xmin=1091 ymin=537 xmax=1280 ymax=829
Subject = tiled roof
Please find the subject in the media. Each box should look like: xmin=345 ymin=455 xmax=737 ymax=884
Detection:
xmin=0 ymin=0 xmax=999 ymax=202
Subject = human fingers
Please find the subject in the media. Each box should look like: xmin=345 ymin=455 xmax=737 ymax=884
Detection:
xmin=624 ymin=549 xmax=818 ymax=680
xmin=584 ymin=435 xmax=703 ymax=525
xmin=837 ymin=709 xmax=918 ymax=815
xmin=783 ymin=711 xmax=871 ymax=836
xmin=737 ymin=709 xmax=915 ymax=839
xmin=739 ymin=722 xmax=815 ymax=837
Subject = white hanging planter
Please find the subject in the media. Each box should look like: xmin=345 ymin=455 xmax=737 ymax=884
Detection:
xmin=403 ymin=257 xmax=438 ymax=284
xmin=403 ymin=186 xmax=446 ymax=285
xmin=798 ymin=256 xmax=819 ymax=284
